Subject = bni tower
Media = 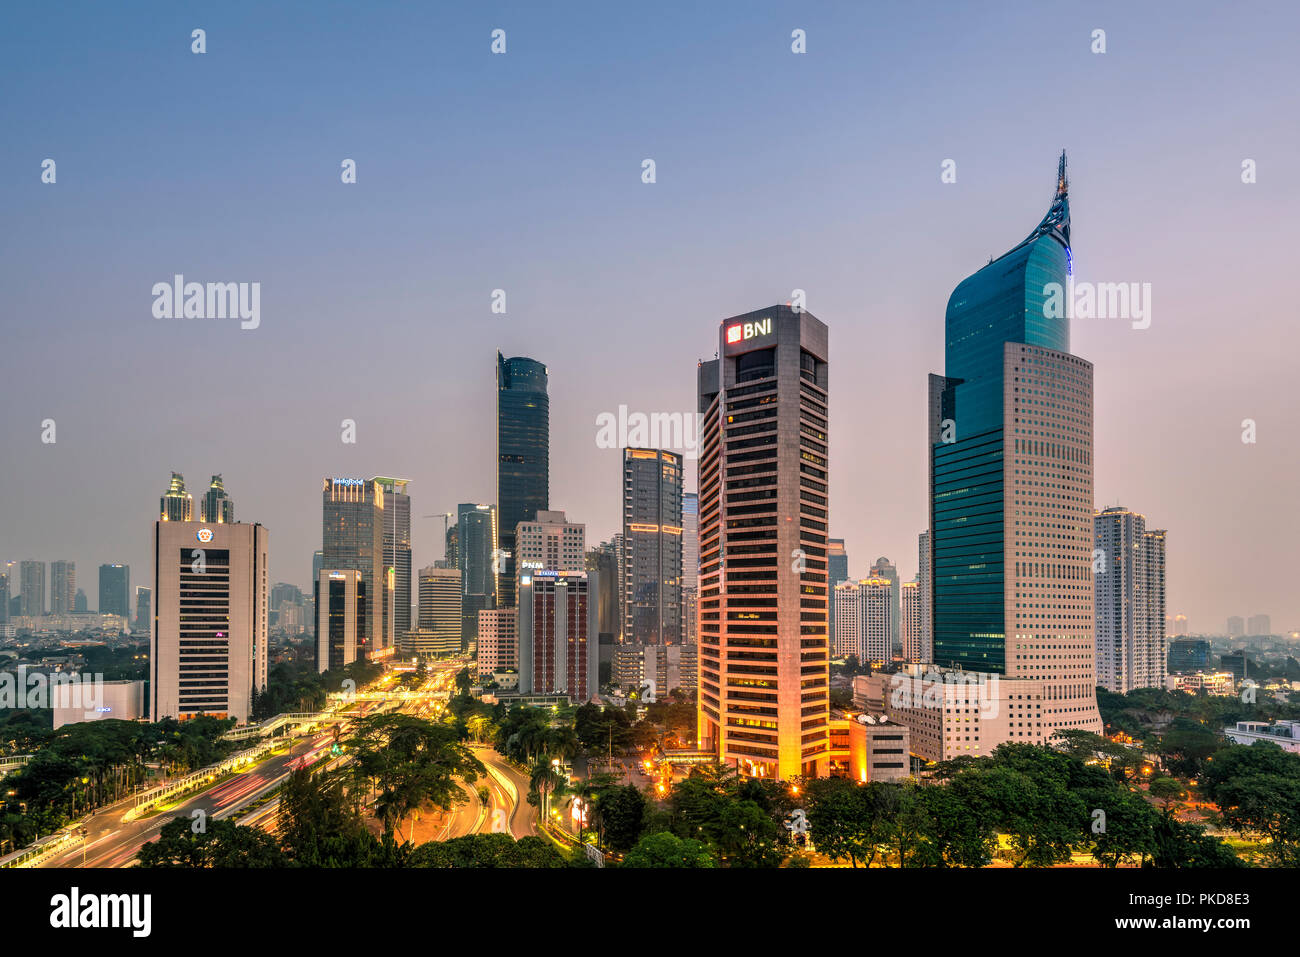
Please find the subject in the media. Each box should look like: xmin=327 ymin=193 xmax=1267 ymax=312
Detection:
xmin=927 ymin=152 xmax=1102 ymax=736
xmin=697 ymin=305 xmax=830 ymax=780
xmin=496 ymin=353 xmax=549 ymax=610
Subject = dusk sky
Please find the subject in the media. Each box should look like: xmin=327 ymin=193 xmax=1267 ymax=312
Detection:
xmin=2 ymin=1 xmax=1297 ymax=631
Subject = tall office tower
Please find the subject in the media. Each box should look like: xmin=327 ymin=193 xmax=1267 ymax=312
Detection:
xmin=696 ymin=305 xmax=830 ymax=780
xmin=445 ymin=524 xmax=459 ymax=569
xmin=152 ymin=520 xmax=268 ymax=724
xmin=134 ymin=586 xmax=152 ymax=632
xmin=927 ymin=152 xmax=1102 ymax=736
xmin=374 ymin=477 xmax=413 ymax=639
xmin=901 ymin=580 xmax=922 ymax=663
xmin=832 ymin=581 xmax=863 ymax=659
xmin=917 ymin=530 xmax=933 ymax=662
xmin=322 ymin=478 xmax=388 ymax=658
xmin=160 ymin=471 xmax=194 ymax=522
xmin=456 ymin=503 xmax=498 ymax=649
xmin=98 ymin=564 xmax=130 ymax=618
xmin=74 ymin=589 xmax=88 ymax=613
xmin=1247 ymin=614 xmax=1271 ymax=636
xmin=316 ymin=569 xmax=364 ymax=672
xmin=200 ymin=474 xmax=235 ymax=524
xmin=50 ymin=561 xmax=75 ymax=615
xmin=588 ymin=541 xmax=621 ymax=639
xmin=682 ymin=587 xmax=698 ymax=645
xmin=1172 ymin=614 xmax=1188 ymax=636
xmin=859 ymin=578 xmax=893 ymax=664
xmin=312 ymin=550 xmax=324 ymax=590
xmin=622 ymin=448 xmax=684 ymax=647
xmin=827 ymin=538 xmax=849 ymax=657
xmin=682 ymin=492 xmax=700 ymax=587
xmin=1094 ymin=507 xmax=1167 ymax=693
xmin=515 ymin=510 xmax=585 ymax=576
xmin=0 ymin=570 xmax=7 ymax=624
xmin=477 ymin=607 xmax=518 ymax=677
xmin=1226 ymin=616 xmax=1244 ymax=637
xmin=417 ymin=566 xmax=462 ymax=653
xmin=496 ymin=353 xmax=549 ymax=609
xmin=868 ymin=556 xmax=900 ymax=655
xmin=518 ymin=569 xmax=597 ymax=701
xmin=20 ymin=561 xmax=45 ymax=617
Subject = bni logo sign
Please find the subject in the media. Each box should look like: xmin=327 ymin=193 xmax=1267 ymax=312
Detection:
xmin=196 ymin=528 xmax=214 ymax=543
xmin=726 ymin=317 xmax=772 ymax=344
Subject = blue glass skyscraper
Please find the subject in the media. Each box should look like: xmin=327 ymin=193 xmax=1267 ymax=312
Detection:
xmin=496 ymin=353 xmax=549 ymax=608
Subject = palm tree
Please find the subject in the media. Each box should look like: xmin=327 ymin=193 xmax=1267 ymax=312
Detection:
xmin=529 ymin=756 xmax=565 ymax=822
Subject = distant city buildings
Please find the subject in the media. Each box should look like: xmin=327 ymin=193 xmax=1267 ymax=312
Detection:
xmin=868 ymin=557 xmax=899 ymax=656
xmin=1227 ymin=616 xmax=1245 ymax=637
xmin=200 ymin=474 xmax=234 ymax=524
xmin=901 ymin=580 xmax=922 ymax=664
xmin=98 ymin=564 xmax=130 ymax=619
xmin=917 ymin=530 xmax=932 ymax=663
xmin=160 ymin=471 xmax=194 ymax=522
xmin=50 ymin=561 xmax=75 ymax=615
xmin=374 ymin=477 xmax=413 ymax=640
xmin=20 ymin=561 xmax=45 ymax=618
xmin=1247 ymin=614 xmax=1272 ymax=636
xmin=152 ymin=519 xmax=268 ymax=724
xmin=1094 ymin=507 xmax=1167 ymax=693
xmin=456 ymin=503 xmax=498 ymax=650
xmin=134 ymin=586 xmax=151 ymax=633
xmin=416 ymin=565 xmax=461 ymax=659
xmin=827 ymin=538 xmax=849 ymax=657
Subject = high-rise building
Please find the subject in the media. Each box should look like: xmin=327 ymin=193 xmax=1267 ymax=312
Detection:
xmin=50 ymin=561 xmax=75 ymax=615
xmin=417 ymin=566 xmax=462 ymax=656
xmin=1094 ymin=507 xmax=1167 ymax=693
xmin=622 ymin=448 xmax=684 ymax=647
xmin=682 ymin=491 xmax=699 ymax=588
xmin=696 ymin=304 xmax=830 ymax=780
xmin=74 ymin=589 xmax=88 ymax=613
xmin=322 ymin=478 xmax=389 ymax=658
xmin=845 ymin=577 xmax=892 ymax=664
xmin=496 ymin=353 xmax=549 ymax=609
xmin=926 ymin=152 xmax=1102 ymax=737
xmin=456 ymin=503 xmax=498 ymax=649
xmin=374 ymin=477 xmax=413 ymax=639
xmin=477 ymin=607 xmax=518 ymax=677
xmin=160 ymin=471 xmax=194 ymax=522
xmin=917 ymin=530 xmax=933 ymax=662
xmin=1226 ymin=616 xmax=1245 ymax=637
xmin=518 ymin=569 xmax=597 ymax=702
xmin=312 ymin=550 xmax=324 ymax=591
xmin=0 ymin=569 xmax=8 ymax=624
xmin=827 ymin=538 xmax=849 ymax=657
xmin=134 ymin=586 xmax=151 ymax=632
xmin=316 ymin=569 xmax=364 ymax=672
xmin=98 ymin=564 xmax=130 ymax=618
xmin=152 ymin=520 xmax=268 ymax=723
xmin=1170 ymin=614 xmax=1188 ymax=637
xmin=515 ymin=510 xmax=585 ymax=578
xmin=20 ymin=561 xmax=45 ymax=617
xmin=868 ymin=556 xmax=899 ymax=656
xmin=901 ymin=580 xmax=923 ymax=664
xmin=1247 ymin=614 xmax=1272 ymax=636
xmin=444 ymin=524 xmax=459 ymax=570
xmin=200 ymin=474 xmax=234 ymax=524
xmin=1168 ymin=637 xmax=1210 ymax=674
xmin=833 ymin=580 xmax=863 ymax=659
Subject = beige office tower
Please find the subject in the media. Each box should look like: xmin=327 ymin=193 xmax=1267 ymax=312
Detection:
xmin=697 ymin=305 xmax=830 ymax=780
xmin=901 ymin=580 xmax=922 ymax=664
xmin=515 ymin=510 xmax=586 ymax=575
xmin=833 ymin=581 xmax=863 ymax=659
xmin=477 ymin=607 xmax=518 ymax=677
xmin=151 ymin=520 xmax=268 ymax=724
xmin=316 ymin=569 xmax=363 ymax=673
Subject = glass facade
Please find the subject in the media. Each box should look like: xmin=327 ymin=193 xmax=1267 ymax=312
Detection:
xmin=931 ymin=162 xmax=1072 ymax=674
xmin=496 ymin=353 xmax=549 ymax=608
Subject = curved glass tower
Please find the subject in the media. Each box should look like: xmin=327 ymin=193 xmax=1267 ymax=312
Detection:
xmin=496 ymin=353 xmax=549 ymax=608
xmin=927 ymin=152 xmax=1101 ymax=737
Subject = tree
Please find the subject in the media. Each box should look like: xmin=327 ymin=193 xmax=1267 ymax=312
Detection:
xmin=804 ymin=777 xmax=884 ymax=868
xmin=623 ymin=832 xmax=715 ymax=868
xmin=1148 ymin=777 xmax=1186 ymax=808
xmin=598 ymin=784 xmax=647 ymax=853
xmin=1200 ymin=744 xmax=1300 ymax=866
xmin=408 ymin=832 xmax=570 ymax=868
xmin=138 ymin=817 xmax=286 ymax=868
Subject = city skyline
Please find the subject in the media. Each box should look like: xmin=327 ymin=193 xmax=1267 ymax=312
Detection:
xmin=3 ymin=3 xmax=1298 ymax=633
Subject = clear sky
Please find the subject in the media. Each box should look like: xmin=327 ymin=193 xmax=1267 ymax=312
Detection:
xmin=2 ymin=1 xmax=1297 ymax=632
